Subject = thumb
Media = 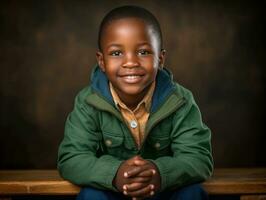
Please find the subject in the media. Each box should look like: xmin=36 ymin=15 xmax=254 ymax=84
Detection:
xmin=134 ymin=159 xmax=147 ymax=166
xmin=127 ymin=155 xmax=142 ymax=165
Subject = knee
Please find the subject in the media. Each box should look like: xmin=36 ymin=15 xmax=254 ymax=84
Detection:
xmin=172 ymin=184 xmax=208 ymax=200
xmin=76 ymin=187 xmax=109 ymax=200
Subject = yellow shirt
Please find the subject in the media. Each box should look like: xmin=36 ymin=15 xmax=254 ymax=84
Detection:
xmin=109 ymin=82 xmax=155 ymax=149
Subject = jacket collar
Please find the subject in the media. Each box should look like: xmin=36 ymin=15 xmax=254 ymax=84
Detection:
xmin=90 ymin=65 xmax=176 ymax=113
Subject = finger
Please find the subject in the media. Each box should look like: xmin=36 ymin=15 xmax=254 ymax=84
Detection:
xmin=129 ymin=176 xmax=151 ymax=183
xmin=126 ymin=184 xmax=154 ymax=197
xmin=132 ymin=198 xmax=143 ymax=200
xmin=127 ymin=156 xmax=141 ymax=165
xmin=124 ymin=166 xmax=141 ymax=178
xmin=133 ymin=155 xmax=142 ymax=160
xmin=125 ymin=165 xmax=150 ymax=178
xmin=132 ymin=197 xmax=144 ymax=200
xmin=133 ymin=159 xmax=147 ymax=166
xmin=124 ymin=182 xmax=149 ymax=192
xmin=138 ymin=169 xmax=156 ymax=177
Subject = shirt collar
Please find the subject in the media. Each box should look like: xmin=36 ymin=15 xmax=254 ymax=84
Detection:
xmin=109 ymin=81 xmax=155 ymax=113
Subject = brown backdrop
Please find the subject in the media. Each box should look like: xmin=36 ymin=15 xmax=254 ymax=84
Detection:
xmin=0 ymin=0 xmax=265 ymax=169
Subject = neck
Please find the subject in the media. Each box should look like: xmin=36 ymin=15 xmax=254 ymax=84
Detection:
xmin=116 ymin=86 xmax=150 ymax=111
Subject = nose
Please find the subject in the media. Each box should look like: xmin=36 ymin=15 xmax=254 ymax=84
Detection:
xmin=122 ymin=52 xmax=139 ymax=68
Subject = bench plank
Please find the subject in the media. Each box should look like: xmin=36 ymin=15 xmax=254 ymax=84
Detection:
xmin=204 ymin=168 xmax=266 ymax=194
xmin=240 ymin=195 xmax=266 ymax=200
xmin=0 ymin=168 xmax=265 ymax=195
xmin=0 ymin=170 xmax=79 ymax=195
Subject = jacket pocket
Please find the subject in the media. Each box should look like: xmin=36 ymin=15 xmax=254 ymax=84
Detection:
xmin=102 ymin=132 xmax=123 ymax=148
xmin=144 ymin=136 xmax=172 ymax=159
xmin=101 ymin=132 xmax=124 ymax=158
xmin=147 ymin=136 xmax=171 ymax=151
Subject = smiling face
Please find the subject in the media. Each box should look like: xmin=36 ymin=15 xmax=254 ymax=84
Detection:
xmin=96 ymin=17 xmax=165 ymax=107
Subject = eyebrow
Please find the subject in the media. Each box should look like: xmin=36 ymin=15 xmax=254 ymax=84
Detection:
xmin=107 ymin=42 xmax=151 ymax=48
xmin=106 ymin=44 xmax=123 ymax=49
xmin=137 ymin=42 xmax=151 ymax=46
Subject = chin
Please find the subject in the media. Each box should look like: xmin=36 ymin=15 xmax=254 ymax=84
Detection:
xmin=124 ymin=91 xmax=141 ymax=96
xmin=126 ymin=89 xmax=147 ymax=96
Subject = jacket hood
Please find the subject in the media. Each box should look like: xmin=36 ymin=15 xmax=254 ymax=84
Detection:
xmin=90 ymin=65 xmax=176 ymax=113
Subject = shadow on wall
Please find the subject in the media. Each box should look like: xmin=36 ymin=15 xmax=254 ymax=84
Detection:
xmin=0 ymin=95 xmax=40 ymax=168
xmin=0 ymin=0 xmax=265 ymax=168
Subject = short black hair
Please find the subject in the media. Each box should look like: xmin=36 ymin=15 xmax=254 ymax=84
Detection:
xmin=98 ymin=5 xmax=163 ymax=51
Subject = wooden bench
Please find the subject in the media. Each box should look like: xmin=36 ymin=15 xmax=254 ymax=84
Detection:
xmin=0 ymin=168 xmax=265 ymax=200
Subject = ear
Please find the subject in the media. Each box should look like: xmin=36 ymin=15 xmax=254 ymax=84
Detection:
xmin=159 ymin=49 xmax=166 ymax=69
xmin=96 ymin=51 xmax=105 ymax=72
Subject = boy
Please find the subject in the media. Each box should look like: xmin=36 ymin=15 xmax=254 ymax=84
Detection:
xmin=58 ymin=5 xmax=213 ymax=200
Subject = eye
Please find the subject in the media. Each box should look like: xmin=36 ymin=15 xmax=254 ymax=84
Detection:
xmin=110 ymin=50 xmax=122 ymax=56
xmin=137 ymin=49 xmax=151 ymax=56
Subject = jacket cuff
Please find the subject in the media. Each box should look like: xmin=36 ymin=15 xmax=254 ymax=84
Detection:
xmin=103 ymin=158 xmax=123 ymax=191
xmin=148 ymin=158 xmax=169 ymax=191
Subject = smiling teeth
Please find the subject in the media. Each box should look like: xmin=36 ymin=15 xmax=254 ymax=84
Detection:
xmin=125 ymin=75 xmax=140 ymax=79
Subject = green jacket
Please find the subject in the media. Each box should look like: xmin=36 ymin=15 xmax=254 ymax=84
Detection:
xmin=57 ymin=66 xmax=213 ymax=192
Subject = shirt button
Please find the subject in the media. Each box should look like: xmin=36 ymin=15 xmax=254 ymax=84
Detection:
xmin=130 ymin=120 xmax=138 ymax=129
xmin=105 ymin=139 xmax=112 ymax=147
xmin=154 ymin=142 xmax=161 ymax=149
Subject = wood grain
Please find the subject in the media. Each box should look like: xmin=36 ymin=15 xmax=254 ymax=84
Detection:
xmin=203 ymin=168 xmax=266 ymax=194
xmin=0 ymin=168 xmax=265 ymax=195
xmin=240 ymin=195 xmax=266 ymax=200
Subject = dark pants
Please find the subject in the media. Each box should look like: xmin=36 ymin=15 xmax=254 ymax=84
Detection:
xmin=76 ymin=184 xmax=208 ymax=200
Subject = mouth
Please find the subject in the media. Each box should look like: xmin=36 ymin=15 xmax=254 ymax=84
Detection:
xmin=119 ymin=74 xmax=144 ymax=83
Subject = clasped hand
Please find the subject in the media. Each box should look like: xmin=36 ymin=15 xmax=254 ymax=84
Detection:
xmin=113 ymin=156 xmax=161 ymax=200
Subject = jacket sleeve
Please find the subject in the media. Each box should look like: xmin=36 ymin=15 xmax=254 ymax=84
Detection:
xmin=57 ymin=92 xmax=122 ymax=191
xmin=151 ymin=92 xmax=213 ymax=191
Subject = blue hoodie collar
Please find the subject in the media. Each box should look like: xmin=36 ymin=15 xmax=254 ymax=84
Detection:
xmin=90 ymin=65 xmax=176 ymax=113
